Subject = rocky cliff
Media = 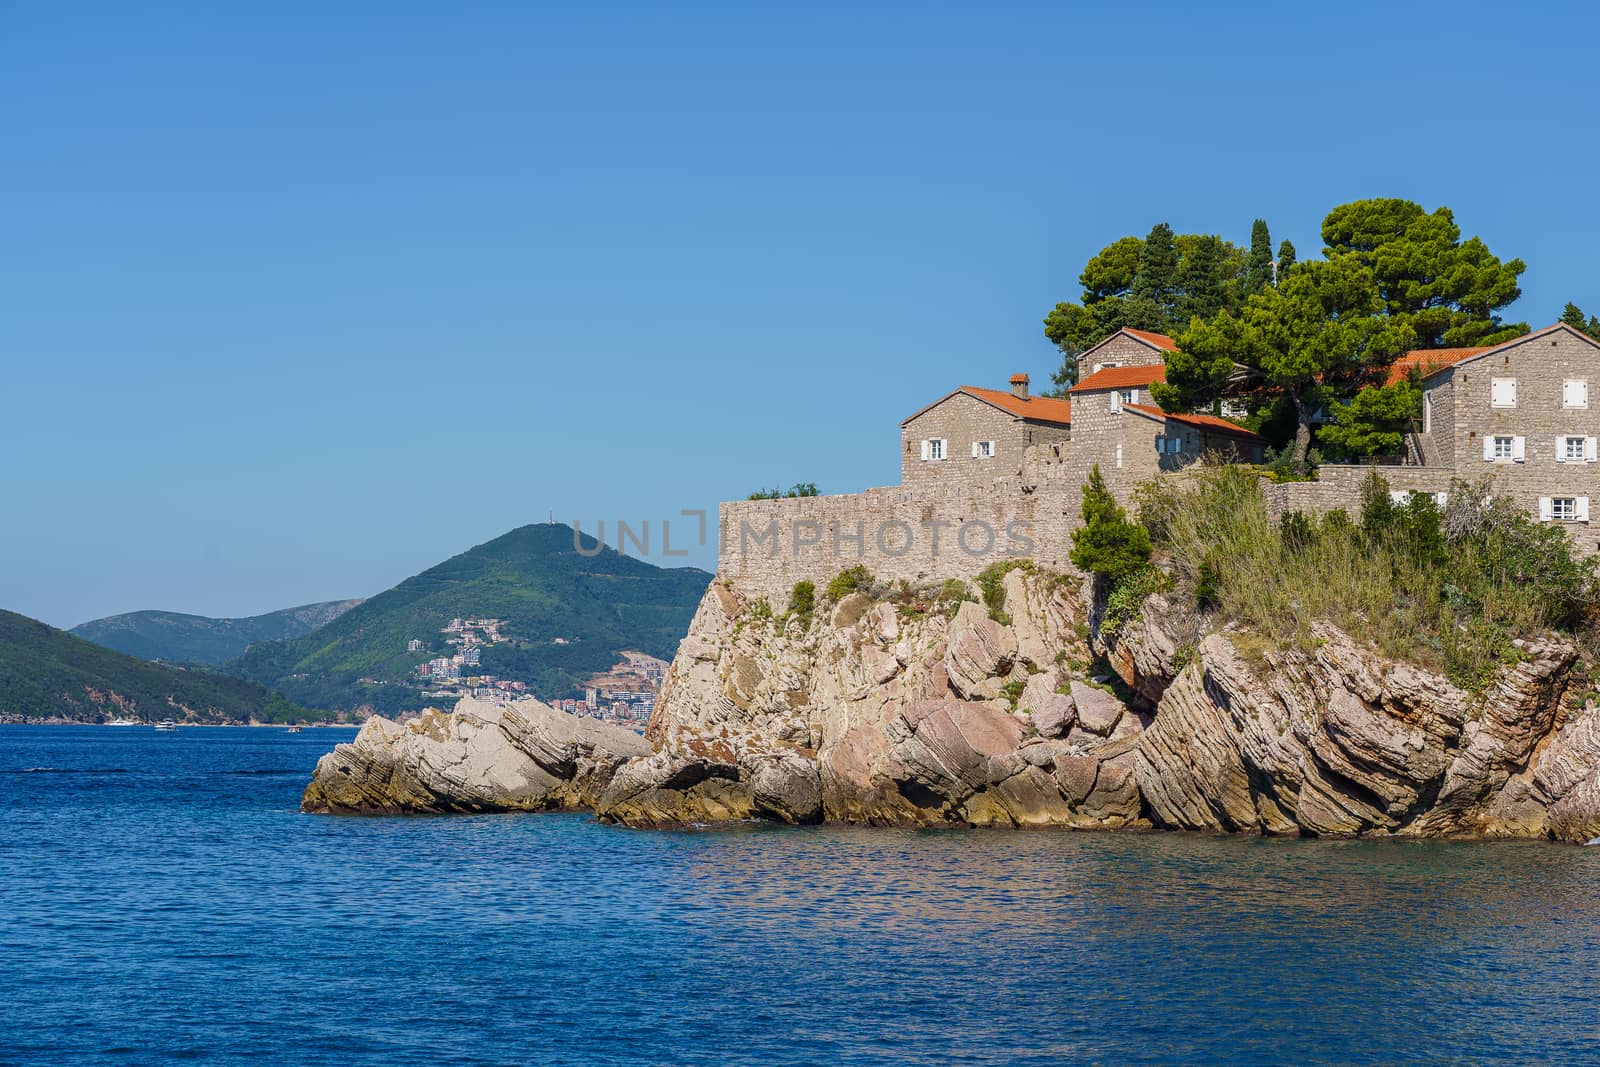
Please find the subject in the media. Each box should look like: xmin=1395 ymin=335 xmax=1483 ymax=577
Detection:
xmin=303 ymin=569 xmax=1600 ymax=843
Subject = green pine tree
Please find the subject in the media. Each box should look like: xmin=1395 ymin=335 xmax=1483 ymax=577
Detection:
xmin=1275 ymin=239 xmax=1297 ymax=281
xmin=1245 ymin=219 xmax=1274 ymax=294
xmin=1070 ymin=466 xmax=1152 ymax=583
xmin=1126 ymin=222 xmax=1180 ymax=330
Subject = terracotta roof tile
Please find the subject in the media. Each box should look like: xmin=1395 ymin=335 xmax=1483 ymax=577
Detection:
xmin=1385 ymin=347 xmax=1491 ymax=384
xmin=1124 ymin=403 xmax=1263 ymax=441
xmin=958 ymin=386 xmax=1071 ymax=426
xmin=1071 ymin=364 xmax=1167 ymax=393
xmin=1121 ymin=327 xmax=1179 ymax=352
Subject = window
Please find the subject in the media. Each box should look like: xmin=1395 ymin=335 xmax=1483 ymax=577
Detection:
xmin=1540 ymin=497 xmax=1590 ymax=523
xmin=1158 ymin=435 xmax=1183 ymax=454
xmin=1563 ymin=436 xmax=1588 ymax=463
xmin=1422 ymin=391 xmax=1432 ymax=433
xmin=921 ymin=438 xmax=946 ymax=461
xmin=1119 ymin=388 xmax=1137 ymax=407
xmin=1492 ymin=435 xmax=1514 ymax=460
xmin=972 ymin=440 xmax=995 ymax=458
xmin=1566 ymin=379 xmax=1589 ymax=409
xmin=1491 ymin=377 xmax=1517 ymax=408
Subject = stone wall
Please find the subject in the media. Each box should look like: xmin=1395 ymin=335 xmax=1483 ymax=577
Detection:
xmin=718 ymin=461 xmax=1081 ymax=602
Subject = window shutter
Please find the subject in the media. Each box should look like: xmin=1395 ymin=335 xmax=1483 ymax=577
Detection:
xmin=1389 ymin=490 xmax=1409 ymax=504
xmin=1557 ymin=436 xmax=1569 ymax=462
xmin=1115 ymin=444 xmax=1123 ymax=469
xmin=1567 ymin=380 xmax=1589 ymax=408
xmin=1587 ymin=437 xmax=1597 ymax=462
xmin=1482 ymin=437 xmax=1494 ymax=461
xmin=1129 ymin=389 xmax=1138 ymax=406
xmin=920 ymin=440 xmax=931 ymax=461
xmin=1512 ymin=436 xmax=1526 ymax=462
xmin=1539 ymin=497 xmax=1554 ymax=521
xmin=1110 ymin=392 xmax=1121 ymax=413
xmin=1580 ymin=498 xmax=1592 ymax=523
xmin=1434 ymin=491 xmax=1449 ymax=508
xmin=971 ymin=441 xmax=980 ymax=458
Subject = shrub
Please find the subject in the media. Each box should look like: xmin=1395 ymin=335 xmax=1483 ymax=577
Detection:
xmin=825 ymin=566 xmax=872 ymax=601
xmin=975 ymin=559 xmax=1034 ymax=623
xmin=788 ymin=581 xmax=815 ymax=621
xmin=1102 ymin=565 xmax=1168 ymax=636
xmin=1141 ymin=465 xmax=1598 ymax=691
xmin=748 ymin=482 xmax=821 ymax=500
xmin=1070 ymin=465 xmax=1152 ymax=582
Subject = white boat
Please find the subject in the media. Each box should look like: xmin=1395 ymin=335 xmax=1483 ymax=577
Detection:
xmin=154 ymin=720 xmax=178 ymax=731
xmin=285 ymin=725 xmax=303 ymax=733
xmin=106 ymin=717 xmax=139 ymax=727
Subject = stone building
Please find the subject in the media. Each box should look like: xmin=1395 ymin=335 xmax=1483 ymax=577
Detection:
xmin=899 ymin=373 xmax=1072 ymax=487
xmin=1074 ymin=327 xmax=1177 ymax=382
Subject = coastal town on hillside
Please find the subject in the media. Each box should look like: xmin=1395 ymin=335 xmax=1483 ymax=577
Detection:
xmin=404 ymin=615 xmax=665 ymax=728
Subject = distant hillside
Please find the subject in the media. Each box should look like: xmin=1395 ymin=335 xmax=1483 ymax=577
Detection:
xmin=0 ymin=609 xmax=316 ymax=723
xmin=227 ymin=523 xmax=711 ymax=713
xmin=71 ymin=599 xmax=363 ymax=665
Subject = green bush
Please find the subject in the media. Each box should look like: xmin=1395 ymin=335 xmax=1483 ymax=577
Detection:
xmin=748 ymin=482 xmax=821 ymax=500
xmin=788 ymin=581 xmax=815 ymax=621
xmin=1070 ymin=465 xmax=1152 ymax=582
xmin=825 ymin=566 xmax=872 ymax=601
xmin=1140 ymin=465 xmax=1598 ymax=691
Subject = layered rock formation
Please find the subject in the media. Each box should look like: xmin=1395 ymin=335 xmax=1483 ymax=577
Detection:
xmin=301 ymin=697 xmax=649 ymax=814
xmin=303 ymin=569 xmax=1600 ymax=843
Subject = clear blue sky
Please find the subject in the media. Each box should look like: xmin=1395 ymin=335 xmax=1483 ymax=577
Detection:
xmin=4 ymin=1 xmax=1598 ymax=628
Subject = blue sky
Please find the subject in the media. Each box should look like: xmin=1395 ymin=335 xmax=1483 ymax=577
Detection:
xmin=3 ymin=1 xmax=1598 ymax=628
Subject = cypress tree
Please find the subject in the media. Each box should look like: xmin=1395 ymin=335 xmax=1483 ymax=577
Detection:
xmin=1245 ymin=219 xmax=1273 ymax=294
xmin=1179 ymin=234 xmax=1228 ymax=323
xmin=1127 ymin=222 xmax=1179 ymax=329
xmin=1562 ymin=302 xmax=1588 ymax=330
xmin=1276 ymin=239 xmax=1297 ymax=281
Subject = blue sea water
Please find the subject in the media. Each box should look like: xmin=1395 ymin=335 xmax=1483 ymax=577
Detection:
xmin=3 ymin=725 xmax=1600 ymax=1066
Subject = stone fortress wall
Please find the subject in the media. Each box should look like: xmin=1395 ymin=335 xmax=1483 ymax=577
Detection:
xmin=717 ymin=447 xmax=1084 ymax=602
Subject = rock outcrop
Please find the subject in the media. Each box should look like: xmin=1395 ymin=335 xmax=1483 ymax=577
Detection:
xmin=302 ymin=697 xmax=649 ymax=814
xmin=303 ymin=570 xmax=1600 ymax=843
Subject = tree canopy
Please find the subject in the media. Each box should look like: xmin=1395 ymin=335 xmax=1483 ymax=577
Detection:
xmin=1043 ymin=223 xmax=1250 ymax=392
xmin=1154 ymin=256 xmax=1416 ymax=464
xmin=1320 ymin=198 xmax=1526 ymax=347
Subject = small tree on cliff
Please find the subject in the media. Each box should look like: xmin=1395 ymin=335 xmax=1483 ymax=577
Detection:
xmin=1071 ymin=465 xmax=1151 ymax=582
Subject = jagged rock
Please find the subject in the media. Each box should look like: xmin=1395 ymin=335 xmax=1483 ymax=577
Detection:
xmin=301 ymin=697 xmax=649 ymax=814
xmin=1133 ymin=626 xmax=1588 ymax=838
xmin=1070 ymin=681 xmax=1125 ymax=736
xmin=594 ymin=751 xmax=754 ymax=827
xmin=945 ymin=601 xmax=1017 ymax=700
xmin=303 ymin=570 xmax=1600 ymax=842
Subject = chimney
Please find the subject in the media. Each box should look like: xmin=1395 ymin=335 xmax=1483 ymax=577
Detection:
xmin=1009 ymin=373 xmax=1030 ymax=400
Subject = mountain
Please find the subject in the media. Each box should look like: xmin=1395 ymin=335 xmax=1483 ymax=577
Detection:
xmin=227 ymin=523 xmax=712 ymax=713
xmin=0 ymin=609 xmax=316 ymax=723
xmin=71 ymin=599 xmax=363 ymax=665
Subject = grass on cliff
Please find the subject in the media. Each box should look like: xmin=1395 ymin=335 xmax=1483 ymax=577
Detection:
xmin=1134 ymin=465 xmax=1599 ymax=691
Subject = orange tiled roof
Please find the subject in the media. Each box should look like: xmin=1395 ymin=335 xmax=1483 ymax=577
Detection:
xmin=1071 ymin=364 xmax=1167 ymax=393
xmin=958 ymin=386 xmax=1072 ymax=426
xmin=1385 ymin=346 xmax=1491 ymax=384
xmin=1125 ymin=403 xmax=1263 ymax=441
xmin=1122 ymin=328 xmax=1179 ymax=352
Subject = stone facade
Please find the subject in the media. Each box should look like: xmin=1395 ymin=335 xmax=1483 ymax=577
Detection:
xmin=1074 ymin=328 xmax=1174 ymax=383
xmin=899 ymin=388 xmax=1070 ymax=489
xmin=717 ymin=323 xmax=1600 ymax=600
xmin=1407 ymin=324 xmax=1600 ymax=549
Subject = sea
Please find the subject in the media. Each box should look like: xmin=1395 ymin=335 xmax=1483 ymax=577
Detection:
xmin=3 ymin=724 xmax=1599 ymax=1066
